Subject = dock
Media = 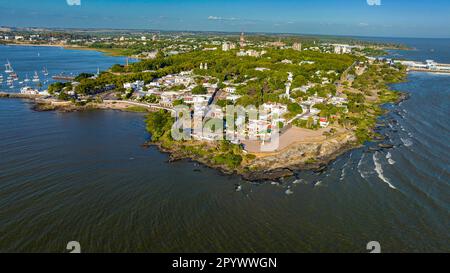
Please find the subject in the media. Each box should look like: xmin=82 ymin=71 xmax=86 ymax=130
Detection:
xmin=52 ymin=75 xmax=75 ymax=81
xmin=0 ymin=92 xmax=43 ymax=99
xmin=395 ymin=60 xmax=450 ymax=74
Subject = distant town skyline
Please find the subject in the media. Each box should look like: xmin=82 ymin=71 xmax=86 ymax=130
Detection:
xmin=1 ymin=0 xmax=450 ymax=38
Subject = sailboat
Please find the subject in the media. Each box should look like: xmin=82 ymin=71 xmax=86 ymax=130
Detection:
xmin=43 ymin=67 xmax=49 ymax=76
xmin=5 ymin=60 xmax=14 ymax=74
xmin=11 ymin=72 xmax=19 ymax=81
xmin=24 ymin=74 xmax=30 ymax=82
xmin=32 ymin=71 xmax=40 ymax=82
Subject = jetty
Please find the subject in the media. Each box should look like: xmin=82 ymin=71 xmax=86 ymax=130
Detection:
xmin=0 ymin=92 xmax=43 ymax=99
xmin=52 ymin=75 xmax=75 ymax=81
xmin=395 ymin=60 xmax=450 ymax=74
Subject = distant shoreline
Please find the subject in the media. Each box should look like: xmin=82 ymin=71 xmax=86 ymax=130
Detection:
xmin=4 ymin=43 xmax=128 ymax=57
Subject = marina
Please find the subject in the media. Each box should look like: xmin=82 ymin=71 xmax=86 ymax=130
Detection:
xmin=0 ymin=32 xmax=448 ymax=253
xmin=0 ymin=45 xmax=129 ymax=93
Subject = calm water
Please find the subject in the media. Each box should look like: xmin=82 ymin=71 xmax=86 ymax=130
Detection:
xmin=0 ymin=44 xmax=449 ymax=253
xmin=358 ymin=37 xmax=450 ymax=63
xmin=0 ymin=45 xmax=130 ymax=92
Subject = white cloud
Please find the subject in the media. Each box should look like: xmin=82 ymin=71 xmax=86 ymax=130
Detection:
xmin=67 ymin=0 xmax=81 ymax=6
xmin=208 ymin=16 xmax=238 ymax=21
xmin=367 ymin=0 xmax=381 ymax=6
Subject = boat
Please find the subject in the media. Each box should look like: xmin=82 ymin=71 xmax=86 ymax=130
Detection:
xmin=11 ymin=72 xmax=19 ymax=81
xmin=43 ymin=67 xmax=49 ymax=76
xmin=5 ymin=60 xmax=14 ymax=74
xmin=24 ymin=74 xmax=30 ymax=82
xmin=32 ymin=71 xmax=40 ymax=82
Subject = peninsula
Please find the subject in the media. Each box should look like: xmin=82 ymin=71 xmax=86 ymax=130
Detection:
xmin=2 ymin=31 xmax=408 ymax=180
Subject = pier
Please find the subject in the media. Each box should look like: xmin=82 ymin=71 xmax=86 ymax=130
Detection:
xmin=52 ymin=75 xmax=76 ymax=81
xmin=0 ymin=92 xmax=43 ymax=99
xmin=395 ymin=60 xmax=450 ymax=74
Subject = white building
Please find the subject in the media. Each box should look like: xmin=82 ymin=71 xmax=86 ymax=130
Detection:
xmin=20 ymin=86 xmax=39 ymax=95
xmin=123 ymin=80 xmax=145 ymax=91
xmin=292 ymin=42 xmax=302 ymax=51
xmin=333 ymin=44 xmax=353 ymax=54
xmin=261 ymin=103 xmax=288 ymax=119
xmin=330 ymin=96 xmax=348 ymax=106
xmin=227 ymin=95 xmax=242 ymax=102
xmin=319 ymin=117 xmax=330 ymax=128
xmin=225 ymin=87 xmax=237 ymax=93
xmin=222 ymin=42 xmax=232 ymax=51
xmin=160 ymin=91 xmax=182 ymax=107
xmin=255 ymin=67 xmax=270 ymax=72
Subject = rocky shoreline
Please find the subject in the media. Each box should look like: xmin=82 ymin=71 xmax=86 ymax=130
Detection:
xmin=143 ymin=133 xmax=361 ymax=182
xmin=143 ymin=91 xmax=410 ymax=182
xmin=1 ymin=90 xmax=410 ymax=182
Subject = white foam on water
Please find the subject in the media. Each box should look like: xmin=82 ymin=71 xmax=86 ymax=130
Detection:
xmin=315 ymin=181 xmax=324 ymax=187
xmin=339 ymin=159 xmax=350 ymax=182
xmin=401 ymin=138 xmax=413 ymax=147
xmin=285 ymin=189 xmax=294 ymax=195
xmin=373 ymin=152 xmax=397 ymax=190
xmin=386 ymin=152 xmax=392 ymax=159
xmin=386 ymin=152 xmax=396 ymax=165
xmin=340 ymin=167 xmax=346 ymax=182
xmin=357 ymin=153 xmax=370 ymax=179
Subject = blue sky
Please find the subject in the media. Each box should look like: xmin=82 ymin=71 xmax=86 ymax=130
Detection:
xmin=1 ymin=0 xmax=450 ymax=38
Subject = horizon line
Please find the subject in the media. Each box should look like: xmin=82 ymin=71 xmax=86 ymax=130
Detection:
xmin=2 ymin=25 xmax=450 ymax=40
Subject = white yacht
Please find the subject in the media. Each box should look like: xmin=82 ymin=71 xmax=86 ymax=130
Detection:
xmin=5 ymin=61 xmax=14 ymax=74
xmin=32 ymin=71 xmax=40 ymax=82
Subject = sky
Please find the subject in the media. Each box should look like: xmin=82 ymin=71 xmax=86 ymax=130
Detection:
xmin=0 ymin=0 xmax=450 ymax=38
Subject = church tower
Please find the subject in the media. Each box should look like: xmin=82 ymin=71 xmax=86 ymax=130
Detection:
xmin=240 ymin=32 xmax=245 ymax=48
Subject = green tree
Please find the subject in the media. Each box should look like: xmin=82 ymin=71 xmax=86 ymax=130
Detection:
xmin=288 ymin=103 xmax=303 ymax=115
xmin=191 ymin=85 xmax=208 ymax=95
